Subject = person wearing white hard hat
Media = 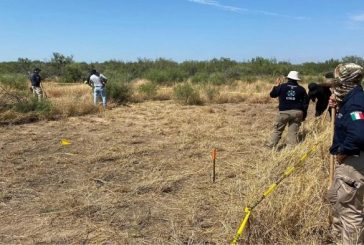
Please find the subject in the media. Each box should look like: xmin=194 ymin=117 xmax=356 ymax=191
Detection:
xmin=265 ymin=71 xmax=309 ymax=149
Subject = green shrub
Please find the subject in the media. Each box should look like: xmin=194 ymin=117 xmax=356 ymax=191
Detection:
xmin=0 ymin=74 xmax=28 ymax=90
xmin=108 ymin=82 xmax=132 ymax=104
xmin=60 ymin=63 xmax=84 ymax=83
xmin=173 ymin=83 xmax=203 ymax=105
xmin=225 ymin=67 xmax=241 ymax=81
xmin=138 ymin=82 xmax=158 ymax=98
xmin=145 ymin=68 xmax=187 ymax=85
xmin=208 ymin=73 xmax=226 ymax=85
xmin=203 ymin=85 xmax=220 ymax=101
xmin=14 ymin=97 xmax=53 ymax=114
xmin=104 ymin=70 xmax=134 ymax=83
xmin=191 ymin=73 xmax=209 ymax=84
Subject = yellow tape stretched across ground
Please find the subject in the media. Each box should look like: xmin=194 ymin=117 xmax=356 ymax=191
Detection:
xmin=231 ymin=145 xmax=318 ymax=245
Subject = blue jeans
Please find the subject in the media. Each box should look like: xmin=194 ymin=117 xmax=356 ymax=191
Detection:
xmin=94 ymin=86 xmax=106 ymax=108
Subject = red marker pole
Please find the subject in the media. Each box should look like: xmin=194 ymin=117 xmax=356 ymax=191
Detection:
xmin=212 ymin=148 xmax=217 ymax=183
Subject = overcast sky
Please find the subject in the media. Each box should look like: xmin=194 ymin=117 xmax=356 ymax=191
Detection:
xmin=1 ymin=0 xmax=364 ymax=63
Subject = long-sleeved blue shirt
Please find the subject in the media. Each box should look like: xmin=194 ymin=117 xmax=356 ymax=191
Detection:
xmin=270 ymin=80 xmax=309 ymax=117
xmin=330 ymin=85 xmax=364 ymax=156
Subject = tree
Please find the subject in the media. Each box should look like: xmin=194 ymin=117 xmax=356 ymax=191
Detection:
xmin=50 ymin=52 xmax=74 ymax=77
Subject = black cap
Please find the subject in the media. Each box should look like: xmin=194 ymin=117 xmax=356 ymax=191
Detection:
xmin=308 ymin=82 xmax=318 ymax=90
xmin=91 ymin=69 xmax=97 ymax=75
xmin=34 ymin=68 xmax=41 ymax=72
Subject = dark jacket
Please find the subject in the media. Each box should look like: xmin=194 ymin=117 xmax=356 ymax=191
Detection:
xmin=308 ymin=83 xmax=332 ymax=117
xmin=330 ymin=85 xmax=364 ymax=156
xmin=30 ymin=72 xmax=42 ymax=87
xmin=270 ymin=80 xmax=309 ymax=119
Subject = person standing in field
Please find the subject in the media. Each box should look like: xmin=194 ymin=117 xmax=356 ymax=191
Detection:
xmin=89 ymin=69 xmax=108 ymax=109
xmin=327 ymin=63 xmax=364 ymax=245
xmin=265 ymin=71 xmax=309 ymax=149
xmin=29 ymin=68 xmax=43 ymax=101
xmin=307 ymin=73 xmax=333 ymax=117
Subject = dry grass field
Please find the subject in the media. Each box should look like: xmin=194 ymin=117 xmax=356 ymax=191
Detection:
xmin=0 ymin=81 xmax=333 ymax=244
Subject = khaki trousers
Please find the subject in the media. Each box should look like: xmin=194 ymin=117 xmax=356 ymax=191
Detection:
xmin=268 ymin=110 xmax=303 ymax=147
xmin=327 ymin=152 xmax=364 ymax=245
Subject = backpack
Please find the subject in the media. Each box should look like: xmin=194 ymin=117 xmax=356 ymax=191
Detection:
xmin=100 ymin=74 xmax=108 ymax=85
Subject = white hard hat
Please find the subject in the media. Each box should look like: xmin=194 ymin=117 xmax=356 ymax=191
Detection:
xmin=286 ymin=71 xmax=301 ymax=81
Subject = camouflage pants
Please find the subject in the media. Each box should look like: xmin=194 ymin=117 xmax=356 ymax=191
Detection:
xmin=32 ymin=86 xmax=43 ymax=101
xmin=267 ymin=110 xmax=303 ymax=147
xmin=327 ymin=153 xmax=364 ymax=245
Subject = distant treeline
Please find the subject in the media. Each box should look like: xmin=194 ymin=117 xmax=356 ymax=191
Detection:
xmin=1 ymin=52 xmax=364 ymax=84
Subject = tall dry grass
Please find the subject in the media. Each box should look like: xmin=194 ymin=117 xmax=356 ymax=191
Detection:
xmin=130 ymin=79 xmax=274 ymax=105
xmin=44 ymin=83 xmax=98 ymax=117
xmin=233 ymin=119 xmax=332 ymax=244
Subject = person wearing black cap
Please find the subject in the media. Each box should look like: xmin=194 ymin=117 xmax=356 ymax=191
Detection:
xmin=30 ymin=68 xmax=43 ymax=101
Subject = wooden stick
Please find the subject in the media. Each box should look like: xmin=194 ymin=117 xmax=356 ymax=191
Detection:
xmin=40 ymin=83 xmax=48 ymax=98
xmin=328 ymin=107 xmax=336 ymax=189
xmin=212 ymin=148 xmax=217 ymax=183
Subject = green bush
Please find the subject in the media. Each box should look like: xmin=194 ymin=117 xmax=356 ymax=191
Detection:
xmin=173 ymin=83 xmax=202 ymax=105
xmin=0 ymin=74 xmax=28 ymax=90
xmin=138 ymin=82 xmax=158 ymax=98
xmin=145 ymin=68 xmax=187 ymax=85
xmin=103 ymin=70 xmax=134 ymax=83
xmin=208 ymin=72 xmax=226 ymax=85
xmin=14 ymin=97 xmax=53 ymax=114
xmin=191 ymin=73 xmax=209 ymax=84
xmin=61 ymin=63 xmax=84 ymax=83
xmin=203 ymin=85 xmax=220 ymax=101
xmin=108 ymin=82 xmax=132 ymax=104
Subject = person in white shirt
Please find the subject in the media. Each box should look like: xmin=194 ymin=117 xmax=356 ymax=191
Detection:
xmin=88 ymin=69 xmax=108 ymax=109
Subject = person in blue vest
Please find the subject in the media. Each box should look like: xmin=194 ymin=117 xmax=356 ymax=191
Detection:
xmin=266 ymin=71 xmax=309 ymax=149
xmin=327 ymin=63 xmax=364 ymax=244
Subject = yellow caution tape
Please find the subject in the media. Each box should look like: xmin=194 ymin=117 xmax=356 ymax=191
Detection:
xmin=231 ymin=143 xmax=319 ymax=244
xmin=300 ymin=153 xmax=308 ymax=161
xmin=263 ymin=183 xmax=277 ymax=197
xmin=284 ymin=166 xmax=295 ymax=176
xmin=231 ymin=207 xmax=251 ymax=245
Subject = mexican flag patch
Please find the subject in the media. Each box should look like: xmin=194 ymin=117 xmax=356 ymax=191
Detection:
xmin=350 ymin=111 xmax=364 ymax=121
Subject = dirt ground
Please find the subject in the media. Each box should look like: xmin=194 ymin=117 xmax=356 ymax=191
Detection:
xmin=0 ymin=100 xmax=297 ymax=244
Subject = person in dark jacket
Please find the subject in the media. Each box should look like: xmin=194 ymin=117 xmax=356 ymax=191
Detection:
xmin=326 ymin=63 xmax=364 ymax=244
xmin=266 ymin=71 xmax=309 ymax=148
xmin=29 ymin=68 xmax=43 ymax=101
xmin=308 ymin=82 xmax=332 ymax=117
xmin=308 ymin=72 xmax=334 ymax=117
